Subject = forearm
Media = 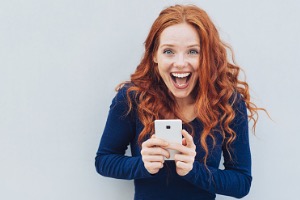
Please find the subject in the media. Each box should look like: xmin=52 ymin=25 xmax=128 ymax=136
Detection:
xmin=182 ymin=161 xmax=252 ymax=198
xmin=95 ymin=154 xmax=152 ymax=180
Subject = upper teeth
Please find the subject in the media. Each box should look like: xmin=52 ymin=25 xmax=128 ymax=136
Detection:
xmin=172 ymin=73 xmax=190 ymax=78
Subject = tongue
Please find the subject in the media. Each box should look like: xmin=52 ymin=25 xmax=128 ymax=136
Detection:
xmin=175 ymin=77 xmax=187 ymax=85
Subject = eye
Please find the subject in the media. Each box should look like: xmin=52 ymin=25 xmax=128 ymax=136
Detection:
xmin=163 ymin=49 xmax=174 ymax=54
xmin=188 ymin=49 xmax=199 ymax=55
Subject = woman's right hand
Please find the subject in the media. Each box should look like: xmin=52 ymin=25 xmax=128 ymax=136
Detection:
xmin=141 ymin=135 xmax=170 ymax=174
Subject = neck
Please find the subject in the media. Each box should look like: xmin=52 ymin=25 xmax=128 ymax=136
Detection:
xmin=175 ymin=95 xmax=195 ymax=107
xmin=175 ymin=97 xmax=197 ymax=122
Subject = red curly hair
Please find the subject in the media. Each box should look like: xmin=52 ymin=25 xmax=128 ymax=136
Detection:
xmin=117 ymin=5 xmax=263 ymax=164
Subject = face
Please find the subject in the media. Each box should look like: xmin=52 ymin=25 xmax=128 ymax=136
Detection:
xmin=154 ymin=23 xmax=200 ymax=103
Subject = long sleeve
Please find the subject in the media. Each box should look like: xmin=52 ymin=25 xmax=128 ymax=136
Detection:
xmin=182 ymin=97 xmax=252 ymax=198
xmin=95 ymin=87 xmax=152 ymax=180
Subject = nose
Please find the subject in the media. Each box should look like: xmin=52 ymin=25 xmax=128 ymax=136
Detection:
xmin=174 ymin=54 xmax=187 ymax=69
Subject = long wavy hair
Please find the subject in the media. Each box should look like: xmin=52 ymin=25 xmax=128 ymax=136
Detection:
xmin=117 ymin=4 xmax=264 ymax=164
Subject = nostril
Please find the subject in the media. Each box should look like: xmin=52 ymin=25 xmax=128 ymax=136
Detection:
xmin=174 ymin=65 xmax=185 ymax=70
xmin=174 ymin=61 xmax=187 ymax=69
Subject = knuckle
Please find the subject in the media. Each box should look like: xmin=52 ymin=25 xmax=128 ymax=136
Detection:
xmin=189 ymin=149 xmax=196 ymax=156
xmin=141 ymin=156 xmax=146 ymax=162
xmin=143 ymin=155 xmax=150 ymax=162
xmin=176 ymin=161 xmax=181 ymax=167
xmin=161 ymin=162 xmax=164 ymax=168
xmin=144 ymin=163 xmax=150 ymax=169
xmin=188 ymin=157 xmax=194 ymax=163
xmin=159 ymin=149 xmax=164 ymax=155
xmin=142 ymin=141 xmax=147 ymax=148
xmin=185 ymin=157 xmax=191 ymax=162
xmin=186 ymin=133 xmax=192 ymax=140
xmin=141 ymin=148 xmax=149 ymax=156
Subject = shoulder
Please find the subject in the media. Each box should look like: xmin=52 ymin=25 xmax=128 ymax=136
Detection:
xmin=110 ymin=82 xmax=137 ymax=115
xmin=114 ymin=82 xmax=135 ymax=103
xmin=230 ymin=92 xmax=247 ymax=113
xmin=230 ymin=92 xmax=248 ymax=130
xmin=114 ymin=84 xmax=129 ymax=102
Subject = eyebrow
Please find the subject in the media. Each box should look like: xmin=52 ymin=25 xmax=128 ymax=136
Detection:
xmin=160 ymin=44 xmax=200 ymax=48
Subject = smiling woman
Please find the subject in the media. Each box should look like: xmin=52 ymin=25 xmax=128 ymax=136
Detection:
xmin=95 ymin=4 xmax=264 ymax=200
xmin=154 ymin=23 xmax=200 ymax=105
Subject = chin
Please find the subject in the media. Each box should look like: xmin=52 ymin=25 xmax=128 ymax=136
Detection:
xmin=171 ymin=91 xmax=192 ymax=100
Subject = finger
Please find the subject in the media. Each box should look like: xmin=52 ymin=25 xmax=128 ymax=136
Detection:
xmin=174 ymin=153 xmax=195 ymax=163
xmin=144 ymin=162 xmax=164 ymax=174
xmin=175 ymin=161 xmax=193 ymax=175
xmin=166 ymin=143 xmax=187 ymax=154
xmin=141 ymin=147 xmax=170 ymax=158
xmin=181 ymin=129 xmax=195 ymax=148
xmin=142 ymin=155 xmax=165 ymax=163
xmin=142 ymin=137 xmax=168 ymax=148
xmin=165 ymin=142 xmax=181 ymax=151
xmin=182 ymin=138 xmax=187 ymax=146
xmin=167 ymin=143 xmax=196 ymax=156
xmin=176 ymin=160 xmax=191 ymax=169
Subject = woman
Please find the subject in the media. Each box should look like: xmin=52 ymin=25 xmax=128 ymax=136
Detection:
xmin=95 ymin=4 xmax=263 ymax=200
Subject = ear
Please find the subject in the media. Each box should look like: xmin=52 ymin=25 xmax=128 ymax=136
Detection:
xmin=153 ymin=54 xmax=157 ymax=64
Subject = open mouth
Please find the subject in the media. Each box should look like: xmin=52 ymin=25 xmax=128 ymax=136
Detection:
xmin=170 ymin=72 xmax=191 ymax=88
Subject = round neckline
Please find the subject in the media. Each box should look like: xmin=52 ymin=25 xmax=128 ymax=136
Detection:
xmin=183 ymin=117 xmax=198 ymax=124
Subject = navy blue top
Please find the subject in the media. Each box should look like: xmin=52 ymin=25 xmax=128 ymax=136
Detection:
xmin=95 ymin=86 xmax=252 ymax=200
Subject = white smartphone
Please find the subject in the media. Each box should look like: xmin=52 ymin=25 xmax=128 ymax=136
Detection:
xmin=154 ymin=119 xmax=182 ymax=160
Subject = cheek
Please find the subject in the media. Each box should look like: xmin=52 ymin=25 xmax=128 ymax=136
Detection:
xmin=157 ymin=63 xmax=169 ymax=75
xmin=192 ymin=60 xmax=200 ymax=71
xmin=156 ymin=65 xmax=166 ymax=81
xmin=157 ymin=66 xmax=171 ymax=85
xmin=193 ymin=68 xmax=199 ymax=79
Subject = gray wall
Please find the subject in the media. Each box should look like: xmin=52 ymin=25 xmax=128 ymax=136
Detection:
xmin=1 ymin=0 xmax=299 ymax=199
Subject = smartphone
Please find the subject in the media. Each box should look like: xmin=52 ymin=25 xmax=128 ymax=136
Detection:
xmin=154 ymin=119 xmax=182 ymax=160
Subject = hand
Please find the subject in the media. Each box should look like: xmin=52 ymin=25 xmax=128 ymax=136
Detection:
xmin=141 ymin=135 xmax=170 ymax=174
xmin=168 ymin=129 xmax=196 ymax=176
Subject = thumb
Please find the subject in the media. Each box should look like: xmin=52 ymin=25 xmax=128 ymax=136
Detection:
xmin=181 ymin=129 xmax=195 ymax=148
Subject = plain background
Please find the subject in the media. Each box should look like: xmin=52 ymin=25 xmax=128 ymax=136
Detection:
xmin=1 ymin=0 xmax=299 ymax=199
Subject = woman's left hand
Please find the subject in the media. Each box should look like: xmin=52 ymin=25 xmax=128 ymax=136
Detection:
xmin=167 ymin=129 xmax=196 ymax=176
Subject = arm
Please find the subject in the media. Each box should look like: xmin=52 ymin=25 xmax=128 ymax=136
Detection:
xmin=95 ymin=87 xmax=152 ymax=180
xmin=181 ymin=97 xmax=252 ymax=198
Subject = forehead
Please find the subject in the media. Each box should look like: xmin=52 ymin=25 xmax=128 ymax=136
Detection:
xmin=159 ymin=23 xmax=200 ymax=46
